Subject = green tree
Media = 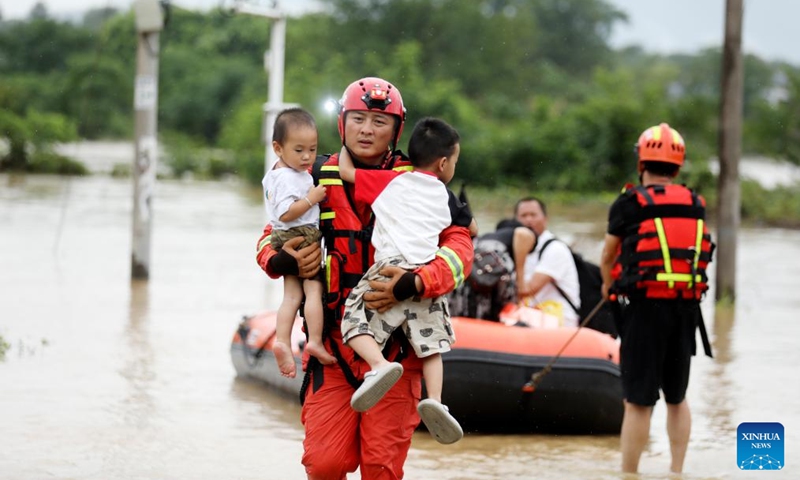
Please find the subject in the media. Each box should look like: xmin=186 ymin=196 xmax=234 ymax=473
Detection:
xmin=60 ymin=53 xmax=132 ymax=138
xmin=218 ymin=96 xmax=267 ymax=185
xmin=159 ymin=45 xmax=261 ymax=142
xmin=0 ymin=16 xmax=94 ymax=74
xmin=0 ymin=108 xmax=78 ymax=172
xmin=530 ymin=0 xmax=626 ymax=76
xmin=751 ymin=67 xmax=800 ymax=163
xmin=81 ymin=7 xmax=120 ymax=31
xmin=317 ymin=0 xmax=625 ymax=97
xmin=0 ymin=68 xmax=79 ymax=172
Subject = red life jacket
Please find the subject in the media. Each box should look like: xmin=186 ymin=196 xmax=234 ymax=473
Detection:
xmin=615 ymin=184 xmax=715 ymax=300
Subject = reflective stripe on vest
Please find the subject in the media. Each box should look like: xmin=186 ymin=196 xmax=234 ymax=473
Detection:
xmin=325 ymin=254 xmax=332 ymax=290
xmin=319 ymin=165 xmax=344 ymax=187
xmin=653 ymin=217 xmax=673 ymax=288
xmin=652 ymin=217 xmax=705 ymax=290
xmin=656 ymin=273 xmax=704 ymax=283
xmin=616 ymin=184 xmax=714 ymax=299
xmin=691 ymin=219 xmax=704 ymax=288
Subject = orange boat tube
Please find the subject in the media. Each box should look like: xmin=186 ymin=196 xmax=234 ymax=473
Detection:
xmin=231 ymin=312 xmax=623 ymax=434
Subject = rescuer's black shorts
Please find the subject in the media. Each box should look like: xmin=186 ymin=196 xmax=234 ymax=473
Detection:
xmin=619 ymin=298 xmax=701 ymax=406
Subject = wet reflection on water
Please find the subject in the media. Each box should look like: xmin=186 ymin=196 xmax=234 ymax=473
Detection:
xmin=122 ymin=280 xmax=154 ymax=427
xmin=1 ymin=173 xmax=798 ymax=479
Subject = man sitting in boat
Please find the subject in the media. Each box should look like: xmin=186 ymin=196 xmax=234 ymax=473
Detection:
xmin=515 ymin=197 xmax=581 ymax=327
xmin=448 ymin=219 xmax=537 ymax=321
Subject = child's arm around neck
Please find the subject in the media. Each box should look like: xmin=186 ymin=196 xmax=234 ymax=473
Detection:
xmin=338 ymin=146 xmax=355 ymax=183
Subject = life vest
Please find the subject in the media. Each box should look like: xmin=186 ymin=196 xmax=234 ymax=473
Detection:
xmin=614 ymin=184 xmax=715 ymax=300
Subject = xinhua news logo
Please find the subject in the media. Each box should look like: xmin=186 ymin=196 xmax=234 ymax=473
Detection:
xmin=737 ymin=422 xmax=784 ymax=471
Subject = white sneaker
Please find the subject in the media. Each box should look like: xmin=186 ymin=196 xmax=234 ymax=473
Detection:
xmin=350 ymin=362 xmax=404 ymax=412
xmin=417 ymin=399 xmax=463 ymax=444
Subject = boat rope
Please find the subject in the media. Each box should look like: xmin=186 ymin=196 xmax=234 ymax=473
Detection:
xmin=522 ymin=298 xmax=608 ymax=393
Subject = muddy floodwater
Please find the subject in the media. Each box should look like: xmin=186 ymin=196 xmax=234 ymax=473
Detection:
xmin=1 ymin=173 xmax=798 ymax=479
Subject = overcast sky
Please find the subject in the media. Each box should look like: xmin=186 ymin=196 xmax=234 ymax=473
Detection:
xmin=3 ymin=0 xmax=799 ymax=65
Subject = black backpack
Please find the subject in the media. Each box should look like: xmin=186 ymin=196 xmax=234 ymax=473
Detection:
xmin=538 ymin=238 xmax=619 ymax=338
xmin=468 ymin=237 xmax=513 ymax=293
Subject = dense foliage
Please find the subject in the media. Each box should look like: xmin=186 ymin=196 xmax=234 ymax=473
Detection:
xmin=1 ymin=0 xmax=798 ymax=194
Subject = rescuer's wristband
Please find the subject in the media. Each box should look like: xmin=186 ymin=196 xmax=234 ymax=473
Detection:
xmin=393 ymin=272 xmax=420 ymax=301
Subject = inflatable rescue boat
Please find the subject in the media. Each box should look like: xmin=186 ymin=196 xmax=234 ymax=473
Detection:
xmin=231 ymin=311 xmax=623 ymax=434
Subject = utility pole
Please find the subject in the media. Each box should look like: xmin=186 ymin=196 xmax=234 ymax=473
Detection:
xmin=131 ymin=0 xmax=164 ymax=280
xmin=716 ymin=0 xmax=744 ymax=302
xmin=233 ymin=1 xmax=294 ymax=176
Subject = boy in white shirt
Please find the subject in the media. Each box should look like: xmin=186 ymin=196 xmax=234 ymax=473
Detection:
xmin=338 ymin=117 xmax=474 ymax=444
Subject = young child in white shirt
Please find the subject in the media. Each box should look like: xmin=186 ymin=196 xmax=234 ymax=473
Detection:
xmin=263 ymin=108 xmax=335 ymax=378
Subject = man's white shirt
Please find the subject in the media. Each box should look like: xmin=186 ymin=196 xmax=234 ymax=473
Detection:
xmin=523 ymin=229 xmax=581 ymax=327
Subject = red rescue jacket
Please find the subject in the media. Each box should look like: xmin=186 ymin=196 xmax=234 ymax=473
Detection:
xmin=614 ymin=184 xmax=714 ymax=300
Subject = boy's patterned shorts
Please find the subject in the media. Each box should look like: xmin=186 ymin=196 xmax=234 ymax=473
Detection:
xmin=341 ymin=255 xmax=455 ymax=358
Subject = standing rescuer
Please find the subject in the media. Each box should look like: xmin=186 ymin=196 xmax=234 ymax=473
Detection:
xmin=599 ymin=122 xmax=714 ymax=475
xmin=255 ymin=77 xmax=474 ymax=480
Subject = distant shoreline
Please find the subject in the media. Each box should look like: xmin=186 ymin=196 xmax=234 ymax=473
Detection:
xmin=55 ymin=140 xmax=800 ymax=191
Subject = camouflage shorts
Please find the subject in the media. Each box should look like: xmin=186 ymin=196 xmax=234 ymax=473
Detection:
xmin=271 ymin=225 xmax=321 ymax=251
xmin=341 ymin=255 xmax=455 ymax=358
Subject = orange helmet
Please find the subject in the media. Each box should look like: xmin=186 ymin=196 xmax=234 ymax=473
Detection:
xmin=337 ymin=77 xmax=406 ymax=150
xmin=636 ymin=123 xmax=685 ymax=172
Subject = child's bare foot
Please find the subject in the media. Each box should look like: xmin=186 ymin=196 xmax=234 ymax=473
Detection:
xmin=305 ymin=340 xmax=336 ymax=365
xmin=273 ymin=341 xmax=296 ymax=378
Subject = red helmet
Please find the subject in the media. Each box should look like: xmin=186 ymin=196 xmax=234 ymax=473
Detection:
xmin=636 ymin=122 xmax=685 ymax=172
xmin=337 ymin=77 xmax=406 ymax=150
